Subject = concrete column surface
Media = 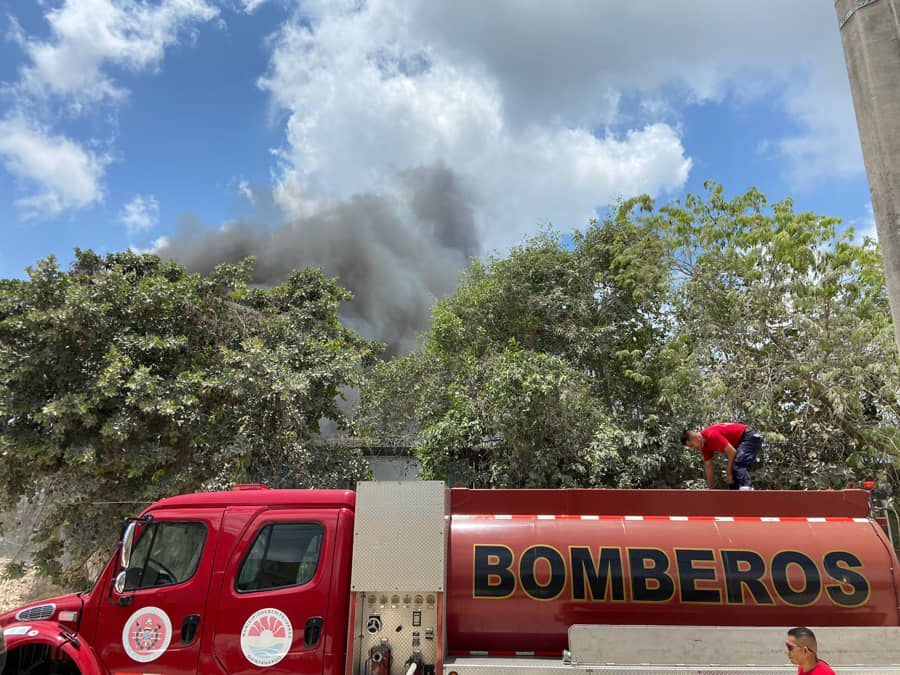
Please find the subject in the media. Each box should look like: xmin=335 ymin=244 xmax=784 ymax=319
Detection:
xmin=835 ymin=0 xmax=900 ymax=353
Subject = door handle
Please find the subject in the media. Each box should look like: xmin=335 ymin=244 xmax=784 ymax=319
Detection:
xmin=181 ymin=614 xmax=201 ymax=645
xmin=304 ymin=616 xmax=323 ymax=648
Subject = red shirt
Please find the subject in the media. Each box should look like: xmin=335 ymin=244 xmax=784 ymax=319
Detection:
xmin=798 ymin=660 xmax=835 ymax=675
xmin=700 ymin=423 xmax=747 ymax=461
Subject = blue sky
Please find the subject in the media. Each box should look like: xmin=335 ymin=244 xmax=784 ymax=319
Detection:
xmin=0 ymin=1 xmax=877 ymax=345
xmin=0 ymin=0 xmax=289 ymax=274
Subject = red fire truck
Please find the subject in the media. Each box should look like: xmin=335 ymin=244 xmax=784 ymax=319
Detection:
xmin=1 ymin=482 xmax=899 ymax=674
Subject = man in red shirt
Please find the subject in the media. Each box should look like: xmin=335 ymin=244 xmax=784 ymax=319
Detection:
xmin=680 ymin=422 xmax=762 ymax=489
xmin=785 ymin=627 xmax=835 ymax=675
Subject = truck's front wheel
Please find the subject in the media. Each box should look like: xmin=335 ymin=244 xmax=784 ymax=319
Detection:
xmin=3 ymin=645 xmax=79 ymax=675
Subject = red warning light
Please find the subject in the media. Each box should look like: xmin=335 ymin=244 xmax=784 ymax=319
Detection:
xmin=863 ymin=480 xmax=876 ymax=489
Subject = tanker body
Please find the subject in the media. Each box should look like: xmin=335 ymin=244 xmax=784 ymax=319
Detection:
xmin=447 ymin=488 xmax=900 ymax=655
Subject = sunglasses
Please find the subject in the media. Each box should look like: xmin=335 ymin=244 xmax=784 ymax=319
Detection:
xmin=785 ymin=643 xmax=813 ymax=653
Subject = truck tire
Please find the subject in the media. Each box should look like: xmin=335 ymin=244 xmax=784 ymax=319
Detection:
xmin=3 ymin=645 xmax=79 ymax=675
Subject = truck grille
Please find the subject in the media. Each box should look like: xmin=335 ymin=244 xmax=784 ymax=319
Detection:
xmin=15 ymin=604 xmax=55 ymax=621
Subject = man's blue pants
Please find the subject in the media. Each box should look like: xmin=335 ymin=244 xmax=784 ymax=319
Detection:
xmin=730 ymin=428 xmax=762 ymax=489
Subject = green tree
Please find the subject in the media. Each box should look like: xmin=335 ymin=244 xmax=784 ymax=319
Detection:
xmin=358 ymin=229 xmax=695 ymax=489
xmin=415 ymin=347 xmax=608 ymax=487
xmin=660 ymin=183 xmax=900 ymax=489
xmin=359 ymin=184 xmax=900 ymax=492
xmin=0 ymin=250 xmax=378 ymax=584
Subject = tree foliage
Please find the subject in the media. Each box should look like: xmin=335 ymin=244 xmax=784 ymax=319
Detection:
xmin=358 ymin=184 xmax=900 ymax=492
xmin=662 ymin=185 xmax=899 ymax=489
xmin=0 ymin=250 xmax=377 ymax=584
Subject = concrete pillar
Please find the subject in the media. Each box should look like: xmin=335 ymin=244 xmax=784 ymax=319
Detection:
xmin=835 ymin=0 xmax=900 ymax=353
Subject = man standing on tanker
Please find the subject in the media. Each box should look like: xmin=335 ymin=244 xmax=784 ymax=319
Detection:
xmin=680 ymin=422 xmax=762 ymax=489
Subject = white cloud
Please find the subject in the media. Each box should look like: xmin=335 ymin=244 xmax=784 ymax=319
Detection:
xmin=0 ymin=117 xmax=109 ymax=218
xmin=5 ymin=15 xmax=27 ymax=50
xmin=1 ymin=0 xmax=219 ymax=218
xmin=295 ymin=3 xmax=861 ymax=198
xmin=17 ymin=0 xmax=219 ymax=105
xmin=254 ymin=0 xmax=863 ymax=254
xmin=260 ymin=1 xmax=693 ymax=250
xmin=241 ymin=0 xmax=270 ymax=14
xmin=406 ymin=1 xmax=860 ymax=188
xmin=237 ymin=180 xmax=256 ymax=204
xmin=777 ymin=50 xmax=864 ymax=187
xmin=850 ymin=203 xmax=878 ymax=244
xmin=130 ymin=235 xmax=170 ymax=254
xmin=119 ymin=194 xmax=160 ymax=233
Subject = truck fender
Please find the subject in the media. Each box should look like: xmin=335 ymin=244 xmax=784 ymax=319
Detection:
xmin=3 ymin=620 xmax=104 ymax=674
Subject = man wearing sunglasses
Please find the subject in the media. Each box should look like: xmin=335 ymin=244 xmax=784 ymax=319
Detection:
xmin=786 ymin=627 xmax=835 ymax=674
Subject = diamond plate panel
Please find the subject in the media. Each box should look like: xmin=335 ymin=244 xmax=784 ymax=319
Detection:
xmin=568 ymin=626 xmax=900 ymax=668
xmin=351 ymin=481 xmax=448 ymax=591
xmin=443 ymin=657 xmax=573 ymax=673
xmin=443 ymin=660 xmax=899 ymax=675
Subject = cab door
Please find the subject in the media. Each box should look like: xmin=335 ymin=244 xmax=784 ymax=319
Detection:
xmin=213 ymin=508 xmax=338 ymax=675
xmin=94 ymin=507 xmax=224 ymax=674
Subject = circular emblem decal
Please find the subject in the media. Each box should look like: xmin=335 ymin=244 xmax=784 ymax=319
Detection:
xmin=240 ymin=608 xmax=293 ymax=667
xmin=122 ymin=607 xmax=172 ymax=663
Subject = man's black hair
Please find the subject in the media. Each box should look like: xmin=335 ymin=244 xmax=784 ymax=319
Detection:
xmin=679 ymin=429 xmax=691 ymax=445
xmin=788 ymin=627 xmax=816 ymax=641
xmin=787 ymin=627 xmax=818 ymax=653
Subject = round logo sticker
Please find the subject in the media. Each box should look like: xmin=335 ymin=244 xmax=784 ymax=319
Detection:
xmin=240 ymin=608 xmax=293 ymax=667
xmin=121 ymin=606 xmax=173 ymax=663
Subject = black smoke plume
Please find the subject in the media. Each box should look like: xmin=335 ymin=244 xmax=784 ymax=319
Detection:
xmin=155 ymin=164 xmax=481 ymax=354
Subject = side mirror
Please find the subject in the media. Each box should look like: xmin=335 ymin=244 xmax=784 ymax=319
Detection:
xmin=114 ymin=570 xmax=127 ymax=594
xmin=121 ymin=521 xmax=136 ymax=569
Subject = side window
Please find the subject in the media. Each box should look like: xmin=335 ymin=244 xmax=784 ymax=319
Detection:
xmin=236 ymin=522 xmax=323 ymax=593
xmin=124 ymin=522 xmax=207 ymax=591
